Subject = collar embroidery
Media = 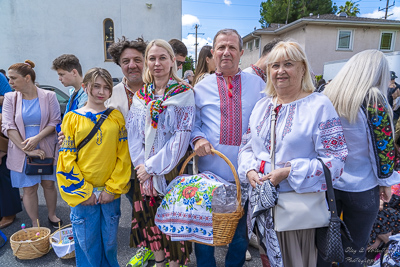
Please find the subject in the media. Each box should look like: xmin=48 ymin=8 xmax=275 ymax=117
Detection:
xmin=251 ymin=64 xmax=266 ymax=82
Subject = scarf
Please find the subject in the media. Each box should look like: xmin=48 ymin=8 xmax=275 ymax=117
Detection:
xmin=362 ymin=97 xmax=395 ymax=179
xmin=137 ymin=79 xmax=191 ymax=129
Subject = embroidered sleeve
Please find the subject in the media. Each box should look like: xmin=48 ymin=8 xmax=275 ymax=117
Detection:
xmin=56 ymin=113 xmax=93 ymax=207
xmin=126 ymin=104 xmax=146 ymax=167
xmin=145 ymin=105 xmax=195 ymax=176
xmin=238 ymin=123 xmax=259 ymax=183
xmin=105 ymin=114 xmax=131 ymax=195
xmin=190 ymin=105 xmax=207 ymax=147
xmin=285 ymin=101 xmax=348 ymax=193
xmin=364 ymin=99 xmax=400 ymax=186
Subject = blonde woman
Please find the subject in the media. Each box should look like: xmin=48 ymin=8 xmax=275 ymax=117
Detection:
xmin=126 ymin=39 xmax=194 ymax=267
xmin=238 ymin=41 xmax=347 ymax=267
xmin=319 ymin=50 xmax=400 ymax=267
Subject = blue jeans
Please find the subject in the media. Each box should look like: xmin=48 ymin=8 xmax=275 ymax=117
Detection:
xmin=70 ymin=198 xmax=121 ymax=267
xmin=195 ymin=201 xmax=249 ymax=267
xmin=317 ymin=186 xmax=380 ymax=267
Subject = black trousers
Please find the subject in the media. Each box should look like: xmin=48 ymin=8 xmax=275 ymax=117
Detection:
xmin=0 ymin=155 xmax=22 ymax=217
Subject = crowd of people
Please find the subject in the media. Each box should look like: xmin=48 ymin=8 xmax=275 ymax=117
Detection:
xmin=0 ymin=27 xmax=400 ymax=267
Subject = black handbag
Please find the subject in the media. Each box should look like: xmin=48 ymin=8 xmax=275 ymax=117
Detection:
xmin=25 ymin=157 xmax=54 ymax=175
xmin=316 ymin=158 xmax=353 ymax=263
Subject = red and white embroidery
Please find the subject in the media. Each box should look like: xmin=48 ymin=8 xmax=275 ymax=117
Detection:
xmin=217 ymin=73 xmax=242 ymax=146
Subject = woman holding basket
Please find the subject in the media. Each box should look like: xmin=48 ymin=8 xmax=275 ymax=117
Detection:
xmin=238 ymin=41 xmax=348 ymax=267
xmin=126 ymin=39 xmax=194 ymax=267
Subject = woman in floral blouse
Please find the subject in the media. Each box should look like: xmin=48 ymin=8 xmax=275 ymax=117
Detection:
xmin=320 ymin=50 xmax=400 ymax=267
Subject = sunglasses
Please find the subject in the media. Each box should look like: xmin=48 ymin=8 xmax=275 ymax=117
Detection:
xmin=176 ymin=60 xmax=185 ymax=67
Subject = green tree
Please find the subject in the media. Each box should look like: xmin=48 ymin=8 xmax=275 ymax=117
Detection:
xmin=259 ymin=0 xmax=337 ymax=27
xmin=182 ymin=56 xmax=194 ymax=77
xmin=337 ymin=1 xmax=360 ymax=16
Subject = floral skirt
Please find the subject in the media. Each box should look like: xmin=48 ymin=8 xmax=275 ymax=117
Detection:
xmin=129 ymin=168 xmax=192 ymax=264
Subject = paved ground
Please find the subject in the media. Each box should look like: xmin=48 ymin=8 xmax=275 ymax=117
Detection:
xmin=0 ymin=186 xmax=261 ymax=266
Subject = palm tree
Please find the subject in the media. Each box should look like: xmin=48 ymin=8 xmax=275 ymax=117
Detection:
xmin=338 ymin=1 xmax=360 ymax=16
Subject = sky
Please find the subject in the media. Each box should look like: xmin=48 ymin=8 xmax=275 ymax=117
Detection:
xmin=182 ymin=0 xmax=400 ymax=59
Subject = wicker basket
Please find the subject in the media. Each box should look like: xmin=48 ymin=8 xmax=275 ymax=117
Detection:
xmin=49 ymin=224 xmax=75 ymax=259
xmin=179 ymin=149 xmax=244 ymax=246
xmin=10 ymin=227 xmax=51 ymax=260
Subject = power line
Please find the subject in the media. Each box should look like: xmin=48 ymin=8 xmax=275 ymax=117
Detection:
xmin=378 ymin=0 xmax=396 ymax=19
xmin=188 ymin=24 xmax=205 ymax=68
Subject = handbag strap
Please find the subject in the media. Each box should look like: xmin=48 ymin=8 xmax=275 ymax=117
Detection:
xmin=316 ymin=158 xmax=339 ymax=219
xmin=76 ymin=108 xmax=114 ymax=153
xmin=270 ymin=98 xmax=278 ymax=171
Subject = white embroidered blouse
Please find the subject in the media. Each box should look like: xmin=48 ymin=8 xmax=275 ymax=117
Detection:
xmin=126 ymin=85 xmax=195 ymax=195
xmin=238 ymin=93 xmax=348 ymax=193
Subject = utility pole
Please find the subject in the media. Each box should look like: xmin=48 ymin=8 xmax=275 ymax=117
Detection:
xmin=188 ymin=24 xmax=204 ymax=68
xmin=379 ymin=0 xmax=395 ymax=19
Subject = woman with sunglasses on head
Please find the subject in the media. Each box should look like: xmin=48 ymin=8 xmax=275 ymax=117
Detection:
xmin=126 ymin=39 xmax=194 ymax=267
xmin=2 ymin=60 xmax=61 ymax=228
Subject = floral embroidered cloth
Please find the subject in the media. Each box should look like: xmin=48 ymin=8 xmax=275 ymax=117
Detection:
xmin=154 ymin=171 xmax=229 ymax=244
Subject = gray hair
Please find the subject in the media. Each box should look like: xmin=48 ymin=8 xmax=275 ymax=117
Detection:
xmin=213 ymin=29 xmax=243 ymax=51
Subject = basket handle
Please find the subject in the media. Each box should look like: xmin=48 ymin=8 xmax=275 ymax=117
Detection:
xmin=49 ymin=224 xmax=72 ymax=239
xmin=179 ymin=149 xmax=242 ymax=210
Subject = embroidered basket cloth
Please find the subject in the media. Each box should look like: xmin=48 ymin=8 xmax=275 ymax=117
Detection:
xmin=155 ymin=149 xmax=244 ymax=246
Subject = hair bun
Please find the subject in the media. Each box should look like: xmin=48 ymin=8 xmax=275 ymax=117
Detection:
xmin=24 ymin=60 xmax=35 ymax=68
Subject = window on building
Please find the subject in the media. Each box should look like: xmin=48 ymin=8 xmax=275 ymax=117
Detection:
xmin=247 ymin=41 xmax=253 ymax=51
xmin=104 ymin=18 xmax=114 ymax=61
xmin=255 ymin=38 xmax=260 ymax=49
xmin=336 ymin=29 xmax=354 ymax=50
xmin=380 ymin=31 xmax=396 ymax=51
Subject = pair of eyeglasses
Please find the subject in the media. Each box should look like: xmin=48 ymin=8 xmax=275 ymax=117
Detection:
xmin=177 ymin=60 xmax=185 ymax=67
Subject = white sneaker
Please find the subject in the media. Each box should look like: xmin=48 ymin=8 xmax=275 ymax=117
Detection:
xmin=249 ymin=233 xmax=259 ymax=249
xmin=245 ymin=250 xmax=252 ymax=261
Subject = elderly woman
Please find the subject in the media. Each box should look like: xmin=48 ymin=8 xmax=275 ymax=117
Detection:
xmin=2 ymin=60 xmax=61 ymax=228
xmin=126 ymin=39 xmax=194 ymax=267
xmin=318 ymin=50 xmax=400 ymax=267
xmin=238 ymin=41 xmax=348 ymax=267
xmin=193 ymin=45 xmax=215 ymax=86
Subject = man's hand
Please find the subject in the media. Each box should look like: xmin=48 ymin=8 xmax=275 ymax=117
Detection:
xmin=97 ymin=191 xmax=114 ymax=204
xmin=380 ymin=186 xmax=392 ymax=202
xmin=392 ymin=89 xmax=400 ymax=100
xmin=25 ymin=149 xmax=46 ymax=160
xmin=260 ymin=167 xmax=291 ymax=187
xmin=135 ymin=164 xmax=151 ymax=184
xmin=22 ymin=136 xmax=40 ymax=151
xmin=81 ymin=194 xmax=96 ymax=206
xmin=58 ymin=131 xmax=65 ymax=146
xmin=247 ymin=170 xmax=262 ymax=188
xmin=194 ymin=138 xmax=214 ymax=156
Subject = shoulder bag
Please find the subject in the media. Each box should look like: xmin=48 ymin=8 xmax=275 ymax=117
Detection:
xmin=270 ymin=98 xmax=330 ymax=232
xmin=315 ymin=158 xmax=352 ymax=263
xmin=26 ymin=108 xmax=114 ymax=175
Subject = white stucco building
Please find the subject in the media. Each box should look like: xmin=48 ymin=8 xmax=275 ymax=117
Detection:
xmin=0 ymin=0 xmax=182 ymax=91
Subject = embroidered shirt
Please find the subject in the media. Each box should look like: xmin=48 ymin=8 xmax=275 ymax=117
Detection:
xmin=238 ymin=93 xmax=348 ymax=193
xmin=243 ymin=65 xmax=266 ymax=82
xmin=57 ymin=109 xmax=131 ymax=207
xmin=191 ymin=71 xmax=265 ymax=182
xmin=126 ymin=81 xmax=195 ymax=195
xmin=334 ymin=108 xmax=400 ymax=192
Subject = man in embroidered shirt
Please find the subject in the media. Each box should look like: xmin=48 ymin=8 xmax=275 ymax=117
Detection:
xmin=243 ymin=38 xmax=281 ymax=82
xmin=52 ymin=54 xmax=87 ymax=115
xmin=191 ymin=28 xmax=265 ymax=267
xmin=106 ymin=36 xmax=147 ymax=119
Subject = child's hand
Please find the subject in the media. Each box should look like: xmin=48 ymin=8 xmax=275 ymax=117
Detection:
xmin=81 ymin=194 xmax=96 ymax=206
xmin=58 ymin=131 xmax=65 ymax=146
xmin=97 ymin=191 xmax=114 ymax=204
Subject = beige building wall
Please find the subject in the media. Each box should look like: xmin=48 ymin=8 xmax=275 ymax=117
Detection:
xmin=241 ymin=23 xmax=399 ymax=77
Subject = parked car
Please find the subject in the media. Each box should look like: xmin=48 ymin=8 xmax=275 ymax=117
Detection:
xmin=38 ymin=85 xmax=69 ymax=116
xmin=113 ymin=78 xmax=121 ymax=86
